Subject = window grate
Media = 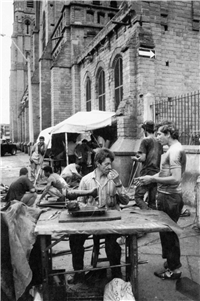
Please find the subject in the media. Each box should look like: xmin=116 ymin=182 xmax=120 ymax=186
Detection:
xmin=27 ymin=1 xmax=34 ymax=8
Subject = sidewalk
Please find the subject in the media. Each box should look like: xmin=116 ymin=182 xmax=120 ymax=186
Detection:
xmin=136 ymin=207 xmax=200 ymax=300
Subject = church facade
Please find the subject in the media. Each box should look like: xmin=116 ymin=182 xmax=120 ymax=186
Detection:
xmin=10 ymin=0 xmax=200 ymax=146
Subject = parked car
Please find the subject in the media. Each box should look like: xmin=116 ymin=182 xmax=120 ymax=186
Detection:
xmin=0 ymin=139 xmax=17 ymax=156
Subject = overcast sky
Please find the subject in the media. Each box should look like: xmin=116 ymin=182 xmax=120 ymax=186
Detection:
xmin=0 ymin=0 xmax=13 ymax=124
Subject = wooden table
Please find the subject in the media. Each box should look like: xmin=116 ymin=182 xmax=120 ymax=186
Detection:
xmin=34 ymin=208 xmax=182 ymax=301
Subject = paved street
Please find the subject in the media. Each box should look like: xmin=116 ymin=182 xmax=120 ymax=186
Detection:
xmin=0 ymin=150 xmax=30 ymax=186
xmin=1 ymin=151 xmax=200 ymax=300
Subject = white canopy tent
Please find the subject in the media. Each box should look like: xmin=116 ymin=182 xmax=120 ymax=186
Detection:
xmin=51 ymin=110 xmax=116 ymax=134
xmin=50 ymin=110 xmax=116 ymax=165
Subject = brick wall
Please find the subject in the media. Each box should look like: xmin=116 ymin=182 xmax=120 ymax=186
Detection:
xmin=39 ymin=58 xmax=52 ymax=130
xmin=51 ymin=66 xmax=72 ymax=125
xmin=78 ymin=0 xmax=200 ymax=140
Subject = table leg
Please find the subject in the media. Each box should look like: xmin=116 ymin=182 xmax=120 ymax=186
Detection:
xmin=40 ymin=235 xmax=51 ymax=301
xmin=129 ymin=235 xmax=138 ymax=300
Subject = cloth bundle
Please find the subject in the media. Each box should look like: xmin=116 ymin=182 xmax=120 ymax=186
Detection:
xmin=103 ymin=278 xmax=136 ymax=301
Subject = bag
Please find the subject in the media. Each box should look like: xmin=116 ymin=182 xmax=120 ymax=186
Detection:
xmin=104 ymin=278 xmax=136 ymax=301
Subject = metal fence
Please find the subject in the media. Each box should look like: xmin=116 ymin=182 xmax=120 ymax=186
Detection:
xmin=152 ymin=91 xmax=200 ymax=145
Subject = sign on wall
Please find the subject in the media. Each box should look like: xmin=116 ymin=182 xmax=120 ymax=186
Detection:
xmin=138 ymin=48 xmax=155 ymax=58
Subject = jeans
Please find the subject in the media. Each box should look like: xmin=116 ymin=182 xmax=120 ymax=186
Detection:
xmin=156 ymin=192 xmax=184 ymax=270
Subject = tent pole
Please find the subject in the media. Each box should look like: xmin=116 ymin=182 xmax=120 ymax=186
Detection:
xmin=65 ymin=132 xmax=69 ymax=165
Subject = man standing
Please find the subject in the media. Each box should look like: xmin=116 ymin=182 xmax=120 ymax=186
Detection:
xmin=138 ymin=121 xmax=186 ymax=280
xmin=74 ymin=139 xmax=93 ymax=176
xmin=69 ymin=148 xmax=129 ymax=284
xmin=5 ymin=167 xmax=37 ymax=206
xmin=30 ymin=136 xmax=47 ymax=182
xmin=132 ymin=121 xmax=163 ymax=209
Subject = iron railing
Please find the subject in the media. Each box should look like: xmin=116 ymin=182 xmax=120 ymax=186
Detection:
xmin=152 ymin=91 xmax=200 ymax=145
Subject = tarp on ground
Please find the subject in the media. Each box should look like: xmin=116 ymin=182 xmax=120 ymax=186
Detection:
xmin=50 ymin=110 xmax=116 ymax=135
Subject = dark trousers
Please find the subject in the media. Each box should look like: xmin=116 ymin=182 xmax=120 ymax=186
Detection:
xmin=135 ymin=182 xmax=157 ymax=209
xmin=156 ymin=192 xmax=184 ymax=271
xmin=69 ymin=234 xmax=121 ymax=277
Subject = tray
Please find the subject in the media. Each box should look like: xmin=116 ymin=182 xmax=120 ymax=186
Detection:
xmin=38 ymin=202 xmax=66 ymax=209
xmin=70 ymin=207 xmax=106 ymax=218
xmin=59 ymin=209 xmax=121 ymax=223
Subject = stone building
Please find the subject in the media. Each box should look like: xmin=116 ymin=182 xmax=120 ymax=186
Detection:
xmin=10 ymin=1 xmax=200 ymax=177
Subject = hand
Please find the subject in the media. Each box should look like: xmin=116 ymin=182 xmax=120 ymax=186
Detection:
xmin=135 ymin=176 xmax=153 ymax=186
xmin=108 ymin=169 xmax=120 ymax=185
xmin=131 ymin=156 xmax=139 ymax=161
xmin=133 ymin=178 xmax=141 ymax=187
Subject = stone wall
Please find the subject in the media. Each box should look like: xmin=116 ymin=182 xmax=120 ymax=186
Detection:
xmin=182 ymin=146 xmax=200 ymax=207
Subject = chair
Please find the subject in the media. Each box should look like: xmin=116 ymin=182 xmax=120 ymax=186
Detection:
xmin=91 ymin=235 xmax=108 ymax=268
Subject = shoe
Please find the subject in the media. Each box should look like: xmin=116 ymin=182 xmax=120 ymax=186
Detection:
xmin=68 ymin=272 xmax=85 ymax=284
xmin=180 ymin=209 xmax=190 ymax=217
xmin=154 ymin=268 xmax=182 ymax=280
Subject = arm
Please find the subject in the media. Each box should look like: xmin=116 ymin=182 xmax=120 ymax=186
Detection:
xmin=26 ymin=178 xmax=36 ymax=193
xmin=139 ymin=168 xmax=182 ymax=186
xmin=108 ymin=170 xmax=129 ymax=205
xmin=38 ymin=180 xmax=52 ymax=202
xmin=76 ymin=180 xmax=88 ymax=204
xmin=131 ymin=153 xmax=146 ymax=163
xmin=31 ymin=143 xmax=36 ymax=155
xmin=71 ymin=165 xmax=82 ymax=179
xmin=131 ymin=139 xmax=147 ymax=163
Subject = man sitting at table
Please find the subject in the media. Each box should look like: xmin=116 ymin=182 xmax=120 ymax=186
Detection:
xmin=69 ymin=148 xmax=130 ymax=284
xmin=37 ymin=166 xmax=96 ymax=204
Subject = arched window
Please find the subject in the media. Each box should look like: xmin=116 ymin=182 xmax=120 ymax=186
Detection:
xmin=42 ymin=11 xmax=46 ymax=51
xmin=24 ymin=19 xmax=31 ymax=34
xmin=114 ymin=56 xmax=123 ymax=111
xmin=93 ymin=1 xmax=101 ymax=5
xmin=86 ymin=77 xmax=91 ymax=111
xmin=26 ymin=0 xmax=34 ymax=8
xmin=97 ymin=68 xmax=105 ymax=111
xmin=110 ymin=1 xmax=118 ymax=8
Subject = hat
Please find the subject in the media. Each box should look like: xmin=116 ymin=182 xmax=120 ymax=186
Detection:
xmin=141 ymin=120 xmax=155 ymax=132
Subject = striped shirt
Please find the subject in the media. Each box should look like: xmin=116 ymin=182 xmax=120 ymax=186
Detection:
xmin=78 ymin=170 xmax=129 ymax=210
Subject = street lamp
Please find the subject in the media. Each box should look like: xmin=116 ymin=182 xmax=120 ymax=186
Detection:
xmin=0 ymin=33 xmax=34 ymax=143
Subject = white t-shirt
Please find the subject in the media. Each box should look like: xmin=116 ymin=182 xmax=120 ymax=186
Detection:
xmin=61 ymin=163 xmax=78 ymax=179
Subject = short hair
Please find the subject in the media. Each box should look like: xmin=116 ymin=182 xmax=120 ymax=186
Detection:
xmin=19 ymin=167 xmax=28 ymax=176
xmin=39 ymin=136 xmax=45 ymax=140
xmin=94 ymin=148 xmax=115 ymax=165
xmin=43 ymin=166 xmax=53 ymax=173
xmin=141 ymin=120 xmax=155 ymax=133
xmin=82 ymin=139 xmax=88 ymax=143
xmin=156 ymin=120 xmax=179 ymax=140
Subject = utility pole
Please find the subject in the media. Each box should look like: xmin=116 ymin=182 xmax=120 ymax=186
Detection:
xmin=0 ymin=33 xmax=34 ymax=143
